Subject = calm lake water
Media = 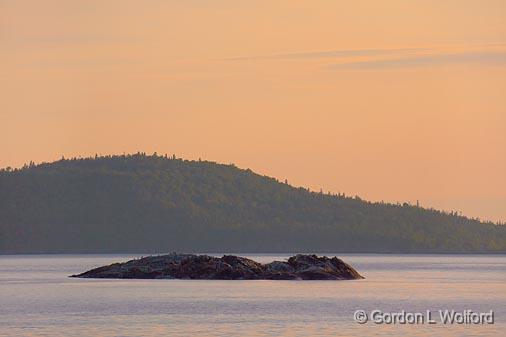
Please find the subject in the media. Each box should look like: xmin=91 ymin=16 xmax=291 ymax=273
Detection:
xmin=0 ymin=254 xmax=505 ymax=337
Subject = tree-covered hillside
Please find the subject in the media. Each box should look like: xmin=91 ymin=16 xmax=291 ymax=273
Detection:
xmin=0 ymin=154 xmax=505 ymax=253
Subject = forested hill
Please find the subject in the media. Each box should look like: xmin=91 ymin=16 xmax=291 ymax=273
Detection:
xmin=0 ymin=154 xmax=505 ymax=253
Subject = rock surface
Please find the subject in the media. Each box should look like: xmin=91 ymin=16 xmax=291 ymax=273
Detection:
xmin=71 ymin=254 xmax=364 ymax=280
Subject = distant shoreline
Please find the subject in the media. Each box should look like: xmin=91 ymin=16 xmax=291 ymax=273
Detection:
xmin=2 ymin=155 xmax=505 ymax=254
xmin=1 ymin=251 xmax=505 ymax=256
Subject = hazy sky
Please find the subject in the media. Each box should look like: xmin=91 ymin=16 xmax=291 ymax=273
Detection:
xmin=1 ymin=1 xmax=505 ymax=222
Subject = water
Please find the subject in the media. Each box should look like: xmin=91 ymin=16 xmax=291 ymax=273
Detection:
xmin=0 ymin=254 xmax=505 ymax=337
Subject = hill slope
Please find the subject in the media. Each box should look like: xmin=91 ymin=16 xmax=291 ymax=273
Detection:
xmin=0 ymin=154 xmax=505 ymax=253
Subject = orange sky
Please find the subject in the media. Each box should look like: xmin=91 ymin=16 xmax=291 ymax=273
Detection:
xmin=1 ymin=1 xmax=505 ymax=222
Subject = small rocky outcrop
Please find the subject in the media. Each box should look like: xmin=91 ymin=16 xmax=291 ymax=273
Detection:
xmin=70 ymin=254 xmax=364 ymax=280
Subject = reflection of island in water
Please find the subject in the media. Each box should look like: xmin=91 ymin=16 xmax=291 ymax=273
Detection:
xmin=71 ymin=254 xmax=364 ymax=280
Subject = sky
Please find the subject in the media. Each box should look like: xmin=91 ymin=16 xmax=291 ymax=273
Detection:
xmin=1 ymin=0 xmax=505 ymax=222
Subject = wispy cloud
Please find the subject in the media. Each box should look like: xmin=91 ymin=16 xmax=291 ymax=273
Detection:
xmin=1 ymin=35 xmax=137 ymax=50
xmin=225 ymin=47 xmax=426 ymax=61
xmin=225 ymin=45 xmax=506 ymax=70
xmin=328 ymin=50 xmax=506 ymax=70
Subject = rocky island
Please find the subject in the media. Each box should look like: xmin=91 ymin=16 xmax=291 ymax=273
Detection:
xmin=71 ymin=254 xmax=364 ymax=280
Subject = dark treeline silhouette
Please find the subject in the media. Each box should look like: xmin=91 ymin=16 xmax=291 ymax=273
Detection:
xmin=0 ymin=153 xmax=505 ymax=253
